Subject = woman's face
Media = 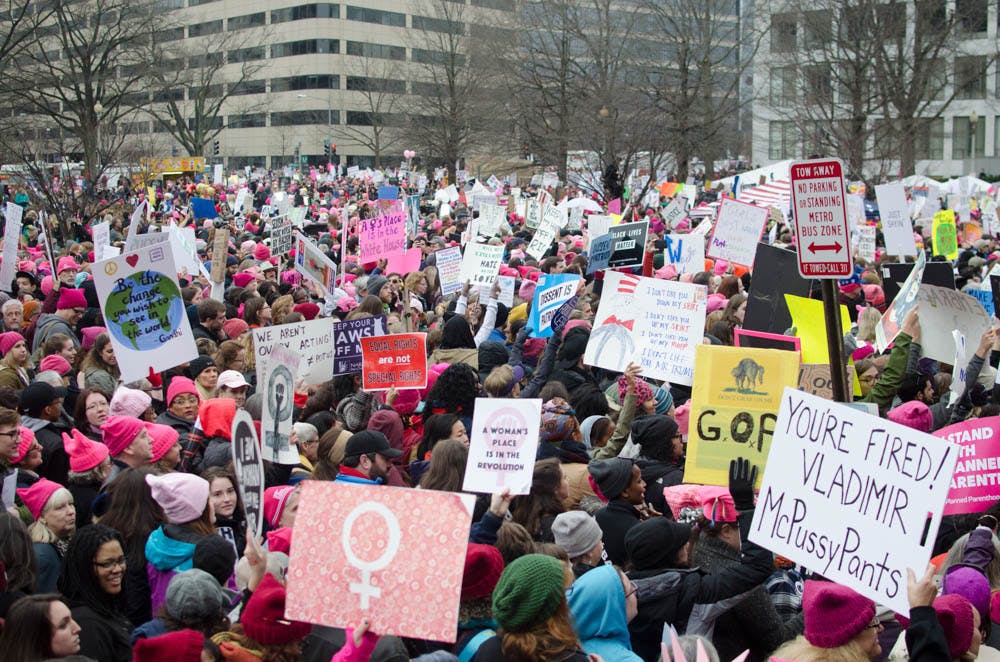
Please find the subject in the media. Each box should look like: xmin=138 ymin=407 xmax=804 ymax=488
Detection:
xmin=855 ymin=616 xmax=882 ymax=660
xmin=449 ymin=420 xmax=469 ymax=447
xmin=859 ymin=367 xmax=879 ymax=396
xmin=85 ymin=392 xmax=109 ymax=427
xmin=161 ymin=442 xmax=181 ymax=469
xmin=93 ymin=540 xmax=126 ymax=595
xmin=259 ymin=303 xmax=272 ymax=325
xmin=231 ymin=349 xmax=246 ymax=372
xmin=279 ymin=490 xmax=300 ymax=528
xmin=170 ymin=393 xmax=199 ymax=420
xmin=209 ymin=477 xmax=237 ymax=519
xmin=198 ymin=367 xmax=219 ymax=390
xmin=60 ymin=340 xmax=77 ymax=363
xmin=100 ymin=342 xmax=117 ymax=366
xmin=641 ymin=398 xmax=656 ymax=415
xmin=43 ymin=496 xmax=75 ymax=539
xmin=48 ymin=600 xmax=81 ymax=657
xmin=8 ymin=341 xmax=27 ymax=365
xmin=19 ymin=440 xmax=42 ymax=471
xmin=416 ymin=278 xmax=428 ymax=294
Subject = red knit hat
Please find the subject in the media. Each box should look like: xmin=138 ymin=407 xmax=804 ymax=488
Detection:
xmin=266 ymin=527 xmax=292 ymax=555
xmin=222 ymin=318 xmax=249 ymax=340
xmin=462 ymin=543 xmax=505 ymax=601
xmin=16 ymin=478 xmax=63 ymax=520
xmin=292 ymin=302 xmax=320 ymax=320
xmin=241 ymin=574 xmax=311 ymax=645
xmin=11 ymin=426 xmax=35 ymax=464
xmin=802 ymin=580 xmax=875 ymax=648
xmin=233 ymin=272 xmax=254 ymax=288
xmin=132 ymin=629 xmax=205 ymax=662
xmin=101 ymin=415 xmax=145 ymax=457
xmin=934 ymin=594 xmax=975 ymax=658
xmin=62 ymin=428 xmax=109 ymax=472
xmin=56 ymin=288 xmax=87 ymax=310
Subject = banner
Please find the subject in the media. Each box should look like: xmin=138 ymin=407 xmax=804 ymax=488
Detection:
xmin=294 ymin=231 xmax=337 ymax=293
xmin=92 ymin=241 xmax=198 ymax=382
xmin=663 ymin=234 xmax=705 ymax=274
xmin=459 ymin=242 xmax=504 ymax=296
xmin=252 ymin=317 xmax=335 ymax=386
xmin=932 ymin=210 xmax=958 ymax=260
xmin=874 ymin=183 xmax=918 ymax=257
xmin=255 ymin=342 xmax=300 ymax=465
xmin=359 ymin=211 xmax=406 ymax=263
xmin=360 ymin=333 xmax=427 ymax=391
xmin=709 ymin=198 xmax=768 ymax=267
xmin=584 ymin=272 xmax=706 ymax=385
xmin=436 ymin=246 xmax=463 ymax=296
xmin=231 ymin=410 xmax=264 ymax=537
xmin=933 ymin=417 xmax=1000 ymax=515
xmin=463 ymin=398 xmax=542 ymax=495
xmin=528 ymin=274 xmax=580 ymax=339
xmin=750 ymin=388 xmax=958 ymax=615
xmin=607 ymin=220 xmax=649 ymax=269
xmin=684 ymin=345 xmax=800 ymax=486
xmin=286 ymin=482 xmax=473 ymax=642
xmin=333 ymin=316 xmax=386 ymax=375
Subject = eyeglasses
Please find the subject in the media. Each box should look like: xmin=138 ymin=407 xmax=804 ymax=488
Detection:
xmin=93 ymin=557 xmax=127 ymax=570
xmin=0 ymin=429 xmax=17 ymax=440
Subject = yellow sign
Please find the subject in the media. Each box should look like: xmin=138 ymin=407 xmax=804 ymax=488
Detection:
xmin=684 ymin=344 xmax=800 ymax=487
xmin=932 ymin=210 xmax=958 ymax=260
xmin=140 ymin=157 xmax=206 ymax=174
xmin=784 ymin=294 xmax=852 ymax=364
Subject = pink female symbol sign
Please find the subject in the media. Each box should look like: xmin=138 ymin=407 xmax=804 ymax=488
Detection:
xmin=341 ymin=501 xmax=402 ymax=609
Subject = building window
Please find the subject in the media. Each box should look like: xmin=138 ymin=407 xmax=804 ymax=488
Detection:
xmin=189 ymin=0 xmax=220 ymax=5
xmin=917 ymin=0 xmax=948 ymax=37
xmin=957 ymin=0 xmax=987 ymax=33
xmin=803 ymin=65 xmax=832 ymax=106
xmin=229 ymin=46 xmax=265 ymax=63
xmin=271 ymin=39 xmax=339 ymax=58
xmin=955 ymin=56 xmax=987 ymax=99
xmin=189 ymin=84 xmax=223 ymax=98
xmin=875 ymin=3 xmax=906 ymax=40
xmin=768 ymin=121 xmax=797 ymax=160
xmin=412 ymin=48 xmax=465 ymax=66
xmin=345 ymin=41 xmax=406 ymax=60
xmin=159 ymin=26 xmax=185 ymax=41
xmin=228 ymin=79 xmax=266 ymax=96
xmin=952 ymin=116 xmax=985 ymax=159
xmin=189 ymin=52 xmax=224 ymax=68
xmin=802 ymin=10 xmax=831 ymax=49
xmin=412 ymin=81 xmax=446 ymax=97
xmin=769 ymin=66 xmax=796 ymax=106
xmin=770 ymin=14 xmax=796 ymax=53
xmin=271 ymin=110 xmax=339 ymax=126
xmin=153 ymin=88 xmax=185 ymax=103
xmin=121 ymin=121 xmax=150 ymax=134
xmin=472 ymin=0 xmax=514 ymax=9
xmin=228 ymin=12 xmax=265 ymax=31
xmin=187 ymin=116 xmax=223 ymax=130
xmin=271 ymin=74 xmax=339 ymax=92
xmin=412 ymin=15 xmax=463 ymax=34
xmin=345 ymin=76 xmax=406 ymax=94
xmin=271 ymin=3 xmax=339 ymax=23
xmin=188 ymin=19 xmax=222 ymax=38
xmin=345 ymin=5 xmax=405 ymax=27
xmin=228 ymin=113 xmax=267 ymax=128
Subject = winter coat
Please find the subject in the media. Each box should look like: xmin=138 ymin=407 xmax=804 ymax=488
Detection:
xmin=567 ymin=564 xmax=643 ymax=661
xmin=428 ymin=347 xmax=479 ymax=370
xmin=22 ymin=414 xmax=71 ymax=485
xmin=34 ymin=542 xmax=62 ymax=593
xmin=0 ymin=364 xmax=29 ymax=391
xmin=471 ymin=635 xmax=589 ymax=662
xmin=68 ymin=479 xmax=102 ymax=528
xmin=155 ymin=409 xmax=194 ymax=444
xmin=84 ymin=366 xmax=119 ymax=395
xmin=635 ymin=457 xmax=684 ymax=515
xmin=179 ymin=399 xmax=235 ymax=473
xmin=144 ymin=524 xmax=212 ymax=615
xmin=595 ymin=500 xmax=643 ymax=566
xmin=32 ymin=313 xmax=79 ymax=351
xmin=70 ymin=602 xmax=132 ymax=662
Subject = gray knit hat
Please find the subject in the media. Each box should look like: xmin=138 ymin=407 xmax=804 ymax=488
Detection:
xmin=552 ymin=511 xmax=603 ymax=559
xmin=166 ymin=569 xmax=238 ymax=624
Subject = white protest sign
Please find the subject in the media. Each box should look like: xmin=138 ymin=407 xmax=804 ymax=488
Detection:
xmin=857 ymin=225 xmax=876 ymax=263
xmin=123 ymin=200 xmax=147 ymax=251
xmin=478 ymin=204 xmax=506 ymax=237
xmin=664 ymin=234 xmax=705 ymax=274
xmin=497 ymin=275 xmax=515 ymax=307
xmin=92 ymin=241 xmax=198 ymax=382
xmin=983 ymin=199 xmax=998 ymax=238
xmin=875 ymin=183 xmax=918 ymax=257
xmin=588 ymin=214 xmax=612 ymax=241
xmin=252 ymin=317 xmax=334 ymax=386
xmin=257 ymin=342 xmax=300 ymax=464
xmin=231 ymin=410 xmax=264 ymax=537
xmin=92 ymin=221 xmax=112 ymax=261
xmin=692 ymin=217 xmax=713 ymax=236
xmin=436 ymin=245 xmax=463 ymax=296
xmin=543 ymin=203 xmax=567 ymax=229
xmin=1 ymin=203 xmax=22 ymax=292
xmin=568 ymin=207 xmax=583 ymax=231
xmin=459 ymin=242 xmax=504 ymax=296
xmin=750 ymin=388 xmax=958 ymax=615
xmin=269 ymin=215 xmax=294 ymax=257
xmin=526 ymin=217 xmax=559 ymax=261
xmin=525 ymin=199 xmax=541 ymax=229
xmin=584 ymin=272 xmax=707 ymax=385
xmin=661 ymin=197 xmax=687 ymax=229
xmin=463 ymin=398 xmax=542 ymax=495
xmin=709 ymin=198 xmax=768 ymax=267
xmin=950 ymin=330 xmax=968 ymax=407
xmin=169 ymin=226 xmax=202 ymax=276
xmin=916 ymin=284 xmax=993 ymax=363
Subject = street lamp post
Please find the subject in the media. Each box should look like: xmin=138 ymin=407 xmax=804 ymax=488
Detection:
xmin=93 ymin=101 xmax=104 ymax=172
xmin=296 ymin=93 xmax=333 ymax=165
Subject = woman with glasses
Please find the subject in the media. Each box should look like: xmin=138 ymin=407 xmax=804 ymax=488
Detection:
xmin=58 ymin=524 xmax=132 ymax=662
xmin=17 ymin=478 xmax=76 ymax=593
xmin=772 ymin=580 xmax=884 ymax=661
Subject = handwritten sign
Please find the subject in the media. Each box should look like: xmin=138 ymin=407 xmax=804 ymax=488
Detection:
xmin=709 ymin=198 xmax=768 ymax=267
xmin=664 ymin=234 xmax=705 ymax=274
xmin=933 ymin=417 xmax=1000 ymax=515
xmin=874 ymin=183 xmax=918 ymax=257
xmin=1 ymin=203 xmax=22 ymax=292
xmin=210 ymin=228 xmax=229 ymax=284
xmin=360 ymin=333 xmax=427 ymax=391
xmin=525 ymin=216 xmax=560 ymax=261
xmin=231 ymin=410 xmax=265 ymax=537
xmin=253 ymin=318 xmax=334 ymax=386
xmin=270 ymin=216 xmax=294 ymax=257
xmin=932 ymin=210 xmax=958 ymax=260
xmin=333 ymin=316 xmax=386 ymax=376
xmin=916 ymin=284 xmax=993 ymax=363
xmin=460 ymin=242 xmax=504 ymax=295
xmin=463 ymin=398 xmax=542 ymax=495
xmin=607 ymin=220 xmax=649 ymax=269
xmin=798 ymin=363 xmax=855 ymax=401
xmin=661 ymin=197 xmax=687 ymax=229
xmin=528 ymin=274 xmax=580 ymax=339
xmin=436 ymin=246 xmax=463 ymax=296
xmin=294 ymin=231 xmax=337 ymax=293
xmin=525 ymin=199 xmax=541 ymax=229
xmin=750 ymin=388 xmax=958 ymax=615
xmin=360 ymin=212 xmax=406 ymax=263
xmin=479 ymin=204 xmax=506 ymax=237
xmin=92 ymin=221 xmax=112 ymax=262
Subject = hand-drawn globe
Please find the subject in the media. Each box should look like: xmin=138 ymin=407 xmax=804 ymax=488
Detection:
xmin=104 ymin=270 xmax=184 ymax=351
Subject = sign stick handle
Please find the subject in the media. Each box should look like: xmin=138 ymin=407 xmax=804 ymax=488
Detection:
xmin=821 ymin=279 xmax=850 ymax=402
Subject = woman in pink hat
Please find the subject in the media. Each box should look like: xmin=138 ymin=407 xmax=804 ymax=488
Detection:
xmin=11 ymin=426 xmax=42 ymax=488
xmin=63 ymin=427 xmax=111 ymax=528
xmin=18 ymin=478 xmax=76 ymax=593
xmin=0 ymin=331 xmax=31 ymax=392
xmin=80 ymin=333 xmax=120 ymax=395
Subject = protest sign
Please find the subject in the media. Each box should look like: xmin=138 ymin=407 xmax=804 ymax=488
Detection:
xmin=210 ymin=229 xmax=229 ymax=284
xmin=992 ymin=275 xmax=1000 ymax=315
xmin=798 ymin=363 xmax=855 ymax=401
xmin=0 ymin=203 xmax=22 ymax=292
xmin=286 ymin=481 xmax=473 ymax=641
xmin=684 ymin=345 xmax=800 ymax=487
xmin=231 ymin=410 xmax=264 ymax=537
xmin=709 ymin=198 xmax=768 ymax=267
xmin=970 ymin=289 xmax=994 ymax=316
xmin=933 ymin=417 xmax=1000 ymax=515
xmin=881 ymin=258 xmax=953 ymax=304
xmin=289 ymin=206 xmax=307 ymax=228
xmin=874 ymin=183 xmax=918 ymax=257
xmin=856 ymin=225 xmax=876 ymax=263
xmin=270 ymin=215 xmax=294 ymax=257
xmin=385 ymin=248 xmax=421 ymax=275
xmin=932 ymin=210 xmax=959 ymax=260
xmin=123 ymin=200 xmax=145 ymax=252
xmin=587 ymin=215 xmax=613 ymax=245
xmin=586 ymin=233 xmax=613 ymax=275
xmin=463 ymin=398 xmax=542 ymax=495
xmin=526 ymin=215 xmax=560 ymax=261
xmin=525 ymin=198 xmax=541 ymax=229
xmin=190 ymin=197 xmax=217 ymax=220
xmin=784 ymin=295 xmax=852 ymax=364
xmin=750 ymin=388 xmax=958 ymax=615
xmin=233 ymin=188 xmax=249 ymax=216
xmin=435 ymin=245 xmax=463 ymax=296
xmin=607 ymin=220 xmax=648 ymax=269
xmin=460 ymin=242 xmax=504 ymax=295
xmin=294 ymin=231 xmax=337 ymax=293
xmin=252 ymin=318 xmax=334 ymax=386
xmin=256 ymin=342 xmax=299 ymax=464
xmin=568 ymin=206 xmax=583 ymax=231
xmin=479 ymin=204 xmax=506 ymax=237
xmin=359 ymin=211 xmax=406 ymax=263
xmin=743 ymin=243 xmax=812 ymax=335
xmin=661 ymin=197 xmax=687 ymax=228
xmin=333 ymin=315 xmax=386 ymax=375
xmin=916 ymin=284 xmax=992 ymax=363
xmin=664 ymin=234 xmax=705 ymax=274
xmin=361 ymin=333 xmax=427 ymax=391
xmin=92 ymin=241 xmax=198 ymax=383
xmin=734 ymin=329 xmax=801 ymax=355
xmin=92 ymin=221 xmax=112 ymax=261
xmin=497 ymin=275 xmax=515 ymax=307
xmin=584 ymin=272 xmax=706 ymax=385
xmin=528 ymin=274 xmax=580 ymax=339
xmin=875 ymin=252 xmax=926 ymax=353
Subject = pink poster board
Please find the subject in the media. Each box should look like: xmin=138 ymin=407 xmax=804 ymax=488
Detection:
xmin=734 ymin=328 xmax=802 ymax=357
xmin=933 ymin=417 xmax=1000 ymax=515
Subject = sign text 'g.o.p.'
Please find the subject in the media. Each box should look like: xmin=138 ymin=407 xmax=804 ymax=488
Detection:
xmin=790 ymin=158 xmax=852 ymax=279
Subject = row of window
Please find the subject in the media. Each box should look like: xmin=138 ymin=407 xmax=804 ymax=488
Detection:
xmin=115 ymin=109 xmax=409 ymax=133
xmin=177 ymin=39 xmax=456 ymax=66
xmin=184 ymin=5 xmax=474 ymax=36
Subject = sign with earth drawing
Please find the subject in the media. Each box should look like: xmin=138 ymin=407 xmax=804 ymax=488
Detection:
xmin=93 ymin=240 xmax=198 ymax=382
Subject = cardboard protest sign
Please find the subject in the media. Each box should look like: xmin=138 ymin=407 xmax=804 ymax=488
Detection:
xmin=734 ymin=329 xmax=801 ymax=355
xmin=333 ymin=316 xmax=386 ymax=375
xmin=210 ymin=229 xmax=229 ymax=284
xmin=460 ymin=242 xmax=504 ymax=296
xmin=586 ymin=234 xmax=612 ymax=275
xmin=875 ymin=254 xmax=926 ymax=353
xmin=435 ymin=246 xmax=463 ymax=296
xmin=385 ymin=248 xmax=421 ymax=275
xmin=709 ymin=198 xmax=768 ymax=267
xmin=798 ymin=363 xmax=855 ymax=401
xmin=269 ymin=216 xmax=294 ymax=257
xmin=92 ymin=241 xmax=198 ymax=383
xmin=915 ymin=284 xmax=992 ymax=363
xmin=252 ymin=318 xmax=335 ymax=386
xmin=933 ymin=417 xmax=1000 ymax=515
xmin=528 ymin=274 xmax=580 ymax=339
xmin=742 ymin=243 xmax=813 ymax=335
xmin=874 ymin=183 xmax=918 ymax=257
xmin=289 ymin=207 xmax=307 ymax=228
xmin=360 ymin=333 xmax=427 ymax=391
xmin=606 ymin=220 xmax=648 ymax=269
xmin=664 ymin=234 xmax=705 ymax=275
xmin=255 ymin=342 xmax=300 ymax=464
xmin=294 ymin=232 xmax=337 ymax=293
xmin=750 ymin=388 xmax=958 ymax=615
xmin=231 ymin=410 xmax=264 ymax=537
xmin=932 ymin=210 xmax=959 ymax=260
xmin=684 ymin=345 xmax=800 ymax=487
xmin=584 ymin=272 xmax=706 ymax=385
xmin=92 ymin=220 xmax=112 ymax=262
xmin=969 ymin=288 xmax=994 ymax=316
xmin=0 ymin=203 xmax=22 ymax=292
xmin=463 ymin=398 xmax=542 ymax=495
xmin=233 ymin=188 xmax=249 ymax=216
xmin=784 ymin=295 xmax=852 ymax=364
xmin=479 ymin=204 xmax=506 ymax=237
xmin=286 ymin=481 xmax=473 ymax=642
xmin=359 ymin=211 xmax=406 ymax=263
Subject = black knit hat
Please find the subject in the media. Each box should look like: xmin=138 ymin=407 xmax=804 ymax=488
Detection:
xmin=556 ymin=326 xmax=589 ymax=369
xmin=588 ymin=458 xmax=633 ymax=500
xmin=631 ymin=415 xmax=679 ymax=454
xmin=625 ymin=518 xmax=692 ymax=570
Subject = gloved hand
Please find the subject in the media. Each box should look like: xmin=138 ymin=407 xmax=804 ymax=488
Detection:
xmin=728 ymin=456 xmax=758 ymax=511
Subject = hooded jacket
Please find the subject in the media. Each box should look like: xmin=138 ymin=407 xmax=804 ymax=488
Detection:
xmin=180 ymin=399 xmax=236 ymax=473
xmin=144 ymin=524 xmax=209 ymax=615
xmin=632 ymin=415 xmax=684 ymax=515
xmin=567 ymin=565 xmax=643 ymax=661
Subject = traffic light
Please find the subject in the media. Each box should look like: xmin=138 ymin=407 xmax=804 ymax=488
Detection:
xmin=213 ymin=140 xmax=220 ymax=156
xmin=331 ymin=143 xmax=339 ymax=165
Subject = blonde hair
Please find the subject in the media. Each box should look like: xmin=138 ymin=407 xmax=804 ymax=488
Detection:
xmin=771 ymin=635 xmax=871 ymax=662
xmin=28 ymin=487 xmax=74 ymax=543
xmin=483 ymin=364 xmax=515 ymax=397
xmin=857 ymin=307 xmax=882 ymax=344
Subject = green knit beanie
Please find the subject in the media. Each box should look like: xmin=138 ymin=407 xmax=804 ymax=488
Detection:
xmin=491 ymin=553 xmax=566 ymax=632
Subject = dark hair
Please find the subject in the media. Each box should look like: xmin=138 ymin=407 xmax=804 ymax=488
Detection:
xmin=897 ymin=372 xmax=932 ymax=403
xmin=40 ymin=333 xmax=73 ymax=358
xmin=495 ymin=522 xmax=536 ymax=567
xmin=98 ymin=468 xmax=164 ymax=561
xmin=201 ymin=466 xmax=244 ymax=525
xmin=538 ymin=381 xmax=571 ymax=403
xmin=570 ymin=384 xmax=609 ymax=421
xmin=300 ymin=384 xmax=336 ymax=422
xmin=312 ymin=421 xmax=346 ymax=481
xmin=242 ymin=297 xmax=269 ymax=327
xmin=589 ymin=418 xmax=615 ymax=446
xmin=197 ymin=299 xmax=226 ymax=323
xmin=355 ymin=295 xmax=384 ymax=317
xmin=416 ymin=413 xmax=461 ymax=460
xmin=79 ymin=333 xmax=119 ymax=377
xmin=0 ymin=512 xmax=36 ymax=593
xmin=424 ymin=364 xmax=478 ymax=417
xmin=716 ymin=276 xmax=740 ymax=299
xmin=510 ymin=458 xmax=566 ymax=540
xmin=57 ymin=524 xmax=126 ymax=619
xmin=72 ymin=387 xmax=111 ymax=436
xmin=0 ymin=594 xmax=69 ymax=660
xmin=419 ymin=439 xmax=468 ymax=492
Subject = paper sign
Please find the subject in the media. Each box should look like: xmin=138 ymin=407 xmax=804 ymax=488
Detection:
xmin=210 ymin=229 xmax=229 ymax=284
xmin=587 ymin=234 xmax=613 ymax=274
xmin=933 ymin=417 xmax=1000 ymax=515
xmin=92 ymin=241 xmax=198 ymax=382
xmin=584 ymin=272 xmax=707 ymax=385
xmin=709 ymin=198 xmax=768 ymax=267
xmin=664 ymin=234 xmax=705 ymax=274
xmin=406 ymin=195 xmax=420 ymax=237
xmin=460 ymin=242 xmax=504 ymax=295
xmin=588 ymin=215 xmax=612 ymax=244
xmin=932 ymin=210 xmax=959 ymax=260
xmin=360 ymin=333 xmax=427 ymax=391
xmin=525 ymin=199 xmax=541 ymax=229
xmin=233 ymin=188 xmax=248 ymax=216
xmin=479 ymin=204 xmax=506 ymax=237
xmin=124 ymin=200 xmax=146 ymax=251
xmin=286 ymin=481 xmax=472 ymax=642
xmin=497 ymin=275 xmax=515 ymax=307
xmin=525 ymin=216 xmax=560 ymax=261
xmin=856 ymin=225 xmax=876 ymax=263
xmin=92 ymin=221 xmax=112 ymax=262
xmin=916 ymin=284 xmax=993 ymax=363
xmin=1 ymin=203 xmax=22 ymax=292
xmin=359 ymin=212 xmax=406 ymax=263
xmin=463 ymin=398 xmax=542 ymax=495
xmin=607 ymin=220 xmax=649 ymax=269
xmin=661 ymin=197 xmax=687 ymax=228
xmin=270 ymin=216 xmax=294 ymax=257
xmin=875 ymin=253 xmax=926 ymax=353
xmin=256 ymin=343 xmax=299 ymax=464
xmin=294 ymin=231 xmax=337 ymax=293
xmin=253 ymin=318 xmax=335 ymax=386
xmin=436 ymin=246 xmax=463 ymax=296
xmin=385 ymin=248 xmax=421 ymax=276
xmin=784 ymin=295 xmax=852 ymax=364
xmin=528 ymin=274 xmax=580 ymax=338
xmin=231 ymin=410 xmax=264 ymax=537
xmin=970 ymin=289 xmax=994 ymax=316
xmin=191 ymin=197 xmax=217 ymax=219
xmin=875 ymin=183 xmax=918 ymax=257
xmin=750 ymin=388 xmax=958 ymax=615
xmin=684 ymin=345 xmax=801 ymax=487
xmin=333 ymin=316 xmax=386 ymax=376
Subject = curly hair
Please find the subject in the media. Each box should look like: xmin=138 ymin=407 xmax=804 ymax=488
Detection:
xmin=424 ymin=363 xmax=478 ymax=416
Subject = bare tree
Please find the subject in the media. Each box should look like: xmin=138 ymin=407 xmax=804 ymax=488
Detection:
xmin=340 ymin=57 xmax=407 ymax=168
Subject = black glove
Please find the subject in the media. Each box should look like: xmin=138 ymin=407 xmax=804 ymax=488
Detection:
xmin=729 ymin=456 xmax=758 ymax=511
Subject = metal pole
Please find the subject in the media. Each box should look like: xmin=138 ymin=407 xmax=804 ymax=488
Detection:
xmin=821 ymin=279 xmax=850 ymax=402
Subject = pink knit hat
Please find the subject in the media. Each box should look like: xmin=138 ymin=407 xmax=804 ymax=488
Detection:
xmin=145 ymin=422 xmax=180 ymax=463
xmin=933 ymin=594 xmax=975 ymax=658
xmin=145 ymin=472 xmax=209 ymax=524
xmin=699 ymin=486 xmax=738 ymax=523
xmin=56 ymin=256 xmax=79 ymax=274
xmin=263 ymin=485 xmax=296 ymax=529
xmin=40 ymin=275 xmax=54 ymax=297
xmin=617 ymin=375 xmax=654 ymax=404
xmin=222 ymin=318 xmax=248 ymax=340
xmin=0 ymin=331 xmax=24 ymax=356
xmin=802 ymin=580 xmax=875 ymax=647
xmin=16 ymin=478 xmax=63 ymax=520
xmin=101 ymin=415 xmax=145 ymax=457
xmin=56 ymin=288 xmax=87 ymax=310
xmin=705 ymin=293 xmax=728 ymax=314
xmin=232 ymin=272 xmax=254 ymax=288
xmin=109 ymin=386 xmax=151 ymax=418
xmin=11 ymin=426 xmax=35 ymax=464
xmin=62 ymin=428 xmax=109 ymax=472
xmin=166 ymin=377 xmax=199 ymax=406
xmin=253 ymin=244 xmax=271 ymax=261
xmin=674 ymin=402 xmax=691 ymax=436
xmin=81 ymin=327 xmax=107 ymax=350
xmin=39 ymin=354 xmax=71 ymax=375
xmin=886 ymin=400 xmax=933 ymax=433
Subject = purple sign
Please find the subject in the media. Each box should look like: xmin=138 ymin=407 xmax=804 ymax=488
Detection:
xmin=334 ymin=315 xmax=386 ymax=375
